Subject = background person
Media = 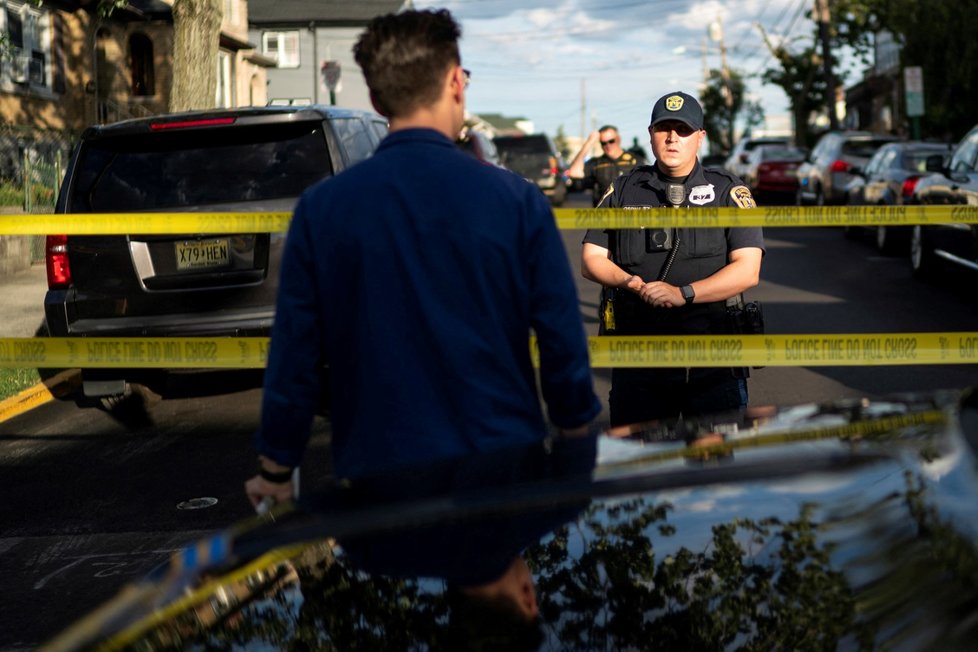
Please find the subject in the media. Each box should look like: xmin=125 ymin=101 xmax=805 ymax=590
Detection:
xmin=246 ymin=9 xmax=600 ymax=507
xmin=567 ymin=125 xmax=645 ymax=207
xmin=581 ymin=91 xmax=765 ymax=427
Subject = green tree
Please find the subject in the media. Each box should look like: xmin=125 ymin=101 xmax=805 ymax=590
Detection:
xmin=700 ymin=68 xmax=763 ymax=154
xmin=832 ymin=0 xmax=978 ymax=140
xmin=758 ymin=22 xmax=829 ymax=149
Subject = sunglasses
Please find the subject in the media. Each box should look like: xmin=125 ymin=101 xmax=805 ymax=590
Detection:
xmin=462 ymin=68 xmax=471 ymax=89
xmin=652 ymin=122 xmax=697 ymax=137
xmin=600 ymin=138 xmax=617 ymax=146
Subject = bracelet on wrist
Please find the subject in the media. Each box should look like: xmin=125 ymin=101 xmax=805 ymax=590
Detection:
xmin=259 ymin=465 xmax=294 ymax=484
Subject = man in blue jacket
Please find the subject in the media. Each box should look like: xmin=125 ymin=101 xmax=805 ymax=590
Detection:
xmin=246 ymin=9 xmax=600 ymax=507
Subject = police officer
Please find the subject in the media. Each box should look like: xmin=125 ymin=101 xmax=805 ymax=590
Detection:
xmin=581 ymin=91 xmax=765 ymax=427
xmin=567 ymin=125 xmax=645 ymax=207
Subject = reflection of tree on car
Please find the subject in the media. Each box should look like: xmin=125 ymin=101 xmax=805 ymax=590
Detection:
xmin=45 ymin=392 xmax=978 ymax=650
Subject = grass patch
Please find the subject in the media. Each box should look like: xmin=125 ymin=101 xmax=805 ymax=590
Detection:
xmin=0 ymin=367 xmax=42 ymax=401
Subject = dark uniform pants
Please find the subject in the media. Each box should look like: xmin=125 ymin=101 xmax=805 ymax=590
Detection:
xmin=609 ymin=366 xmax=748 ymax=427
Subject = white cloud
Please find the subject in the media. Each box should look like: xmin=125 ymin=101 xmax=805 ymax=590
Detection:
xmin=415 ymin=0 xmax=822 ymax=147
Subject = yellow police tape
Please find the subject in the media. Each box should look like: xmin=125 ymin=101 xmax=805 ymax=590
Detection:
xmin=2 ymin=333 xmax=978 ymax=369
xmin=553 ymin=204 xmax=978 ymax=229
xmin=0 ymin=212 xmax=293 ymax=235
xmin=3 ymin=205 xmax=978 ymax=235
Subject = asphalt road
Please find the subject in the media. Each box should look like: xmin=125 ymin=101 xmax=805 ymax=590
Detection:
xmin=1 ymin=190 xmax=976 ymax=649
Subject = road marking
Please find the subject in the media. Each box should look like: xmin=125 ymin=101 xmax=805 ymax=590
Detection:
xmin=0 ymin=369 xmax=80 ymax=423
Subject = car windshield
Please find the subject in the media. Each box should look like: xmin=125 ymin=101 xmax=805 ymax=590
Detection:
xmin=905 ymin=150 xmax=946 ymax=172
xmin=842 ymin=139 xmax=894 ymax=158
xmin=67 ymin=122 xmax=333 ymax=212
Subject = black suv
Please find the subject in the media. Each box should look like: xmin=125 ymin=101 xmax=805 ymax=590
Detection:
xmin=45 ymin=105 xmax=387 ymax=400
xmin=493 ymin=133 xmax=568 ymax=206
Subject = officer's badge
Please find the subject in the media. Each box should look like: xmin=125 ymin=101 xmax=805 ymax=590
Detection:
xmin=597 ymin=182 xmax=615 ymax=206
xmin=730 ymin=185 xmax=756 ymax=208
xmin=665 ymin=95 xmax=684 ymax=111
xmin=689 ymin=184 xmax=715 ymax=205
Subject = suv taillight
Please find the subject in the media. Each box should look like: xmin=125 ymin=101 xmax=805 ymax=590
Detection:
xmin=548 ymin=156 xmax=558 ymax=176
xmin=830 ymin=159 xmax=850 ymax=173
xmin=46 ymin=234 xmax=71 ymax=289
xmin=902 ymin=176 xmax=920 ymax=198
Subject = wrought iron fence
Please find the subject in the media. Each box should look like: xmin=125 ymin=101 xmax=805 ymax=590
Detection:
xmin=0 ymin=125 xmax=76 ymax=263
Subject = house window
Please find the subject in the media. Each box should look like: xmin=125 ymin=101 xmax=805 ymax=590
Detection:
xmin=262 ymin=30 xmax=299 ymax=68
xmin=129 ymin=32 xmax=154 ymax=96
xmin=215 ymin=49 xmax=232 ymax=108
xmin=1 ymin=0 xmax=52 ymax=91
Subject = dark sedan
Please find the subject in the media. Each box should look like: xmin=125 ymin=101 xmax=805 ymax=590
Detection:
xmin=910 ymin=123 xmax=978 ymax=280
xmin=844 ymin=141 xmax=951 ymax=254
xmin=44 ymin=390 xmax=978 ymax=651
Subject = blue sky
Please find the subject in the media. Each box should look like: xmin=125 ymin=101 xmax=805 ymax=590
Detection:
xmin=413 ymin=0 xmax=857 ymax=151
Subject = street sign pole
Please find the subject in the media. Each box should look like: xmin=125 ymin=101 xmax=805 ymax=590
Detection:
xmin=321 ymin=60 xmax=341 ymax=106
xmin=903 ymin=66 xmax=924 ymax=139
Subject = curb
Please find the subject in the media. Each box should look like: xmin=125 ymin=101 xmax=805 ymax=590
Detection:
xmin=0 ymin=369 xmax=81 ymax=424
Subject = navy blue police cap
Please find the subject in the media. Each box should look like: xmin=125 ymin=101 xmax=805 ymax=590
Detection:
xmin=649 ymin=91 xmax=704 ymax=130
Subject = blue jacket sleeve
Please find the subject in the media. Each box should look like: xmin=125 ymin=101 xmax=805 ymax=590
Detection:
xmin=253 ymin=194 xmax=325 ymax=467
xmin=525 ymin=191 xmax=601 ymax=429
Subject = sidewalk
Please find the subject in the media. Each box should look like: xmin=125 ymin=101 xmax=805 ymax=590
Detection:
xmin=1 ymin=263 xmax=48 ymax=338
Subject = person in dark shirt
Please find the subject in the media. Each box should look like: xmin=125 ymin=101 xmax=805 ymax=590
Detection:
xmin=246 ymin=9 xmax=600 ymax=507
xmin=581 ymin=91 xmax=765 ymax=427
xmin=567 ymin=125 xmax=645 ymax=206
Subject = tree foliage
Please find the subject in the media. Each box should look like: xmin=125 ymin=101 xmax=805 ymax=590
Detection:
xmin=700 ymin=68 xmax=763 ymax=154
xmin=832 ymin=0 xmax=978 ymax=140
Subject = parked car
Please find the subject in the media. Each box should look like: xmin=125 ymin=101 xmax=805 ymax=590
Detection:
xmin=723 ymin=136 xmax=790 ymax=179
xmin=796 ymin=131 xmax=900 ymax=206
xmin=493 ymin=133 xmax=568 ymax=206
xmin=844 ymin=141 xmax=952 ymax=254
xmin=909 ymin=124 xmax=978 ymax=279
xmin=455 ymin=127 xmax=503 ymax=167
xmin=741 ymin=144 xmax=807 ymax=203
xmin=43 ymin=390 xmax=978 ymax=650
xmin=45 ymin=105 xmax=388 ymax=403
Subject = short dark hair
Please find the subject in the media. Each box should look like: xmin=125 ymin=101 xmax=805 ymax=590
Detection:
xmin=353 ymin=9 xmax=461 ymax=118
xmin=598 ymin=125 xmax=618 ymax=133
xmin=443 ymin=586 xmax=544 ymax=651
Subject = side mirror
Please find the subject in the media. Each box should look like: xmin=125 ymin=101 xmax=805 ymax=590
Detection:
xmin=739 ymin=153 xmax=749 ymax=164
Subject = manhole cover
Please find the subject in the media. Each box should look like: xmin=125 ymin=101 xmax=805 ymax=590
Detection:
xmin=177 ymin=497 xmax=219 ymax=510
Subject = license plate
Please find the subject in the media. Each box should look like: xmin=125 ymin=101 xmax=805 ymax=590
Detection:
xmin=175 ymin=238 xmax=230 ymax=271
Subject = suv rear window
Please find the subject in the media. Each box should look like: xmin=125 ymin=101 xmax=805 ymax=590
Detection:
xmin=494 ymin=136 xmax=551 ymax=155
xmin=67 ymin=122 xmax=332 ymax=212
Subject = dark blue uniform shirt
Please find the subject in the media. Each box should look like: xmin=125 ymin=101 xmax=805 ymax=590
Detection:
xmin=256 ymin=128 xmax=600 ymax=479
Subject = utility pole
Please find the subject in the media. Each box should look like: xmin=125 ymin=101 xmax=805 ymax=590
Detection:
xmin=815 ymin=0 xmax=839 ymax=129
xmin=709 ymin=17 xmax=735 ymax=149
xmin=580 ymin=78 xmax=587 ymax=141
xmin=700 ymin=37 xmax=709 ymax=96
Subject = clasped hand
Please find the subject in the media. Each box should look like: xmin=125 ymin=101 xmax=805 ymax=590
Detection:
xmin=626 ymin=276 xmax=681 ymax=308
